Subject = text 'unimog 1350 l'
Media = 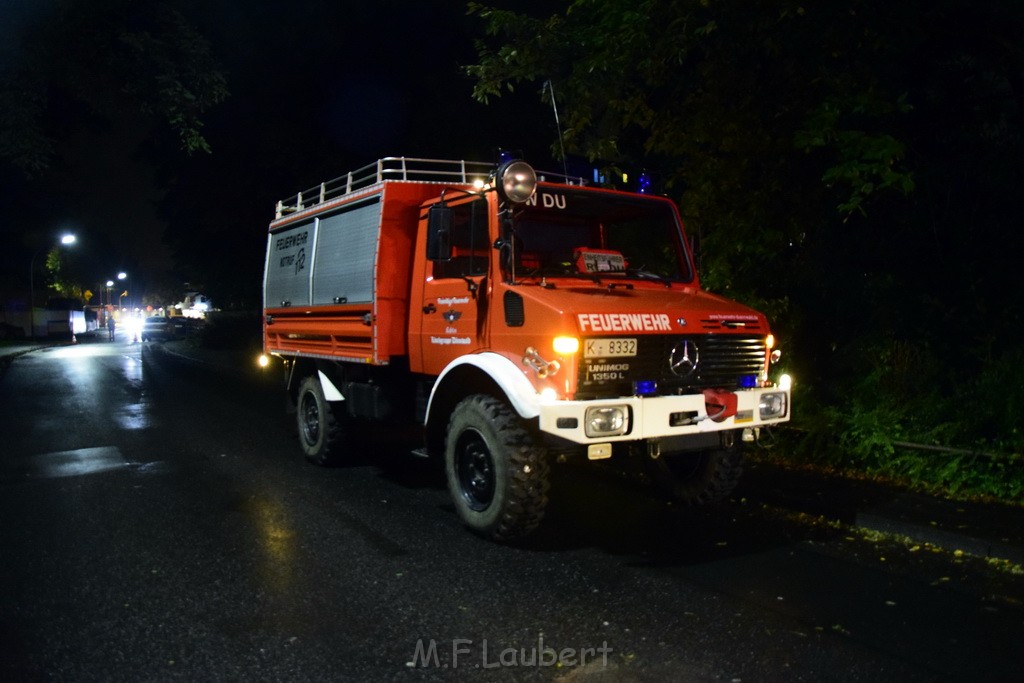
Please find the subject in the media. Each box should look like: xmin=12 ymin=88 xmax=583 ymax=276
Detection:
xmin=262 ymin=157 xmax=791 ymax=541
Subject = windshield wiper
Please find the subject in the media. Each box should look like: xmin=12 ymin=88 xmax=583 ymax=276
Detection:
xmin=519 ymin=266 xmax=603 ymax=286
xmin=625 ymin=268 xmax=674 ymax=288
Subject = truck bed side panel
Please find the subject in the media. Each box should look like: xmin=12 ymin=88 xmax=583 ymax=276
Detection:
xmin=311 ymin=197 xmax=381 ymax=305
xmin=264 ymin=180 xmax=463 ymax=364
xmin=265 ymin=220 xmax=315 ymax=308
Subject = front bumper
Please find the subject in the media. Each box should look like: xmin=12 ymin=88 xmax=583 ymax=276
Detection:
xmin=536 ymin=387 xmax=790 ymax=445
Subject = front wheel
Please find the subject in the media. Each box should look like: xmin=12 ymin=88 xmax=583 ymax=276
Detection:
xmin=296 ymin=375 xmax=346 ymax=466
xmin=444 ymin=395 xmax=549 ymax=541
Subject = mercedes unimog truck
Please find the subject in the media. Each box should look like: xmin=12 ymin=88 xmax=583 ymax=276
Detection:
xmin=262 ymin=157 xmax=790 ymax=541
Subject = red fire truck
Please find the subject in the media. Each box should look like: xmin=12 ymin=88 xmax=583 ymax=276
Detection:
xmin=262 ymin=157 xmax=790 ymax=540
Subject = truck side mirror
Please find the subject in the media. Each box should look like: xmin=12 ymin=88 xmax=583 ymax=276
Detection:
xmin=426 ymin=203 xmax=452 ymax=261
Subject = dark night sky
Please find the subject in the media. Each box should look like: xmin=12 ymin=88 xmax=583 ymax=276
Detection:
xmin=1 ymin=0 xmax=558 ymax=307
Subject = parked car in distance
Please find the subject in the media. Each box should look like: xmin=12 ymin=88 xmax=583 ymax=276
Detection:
xmin=141 ymin=316 xmax=178 ymax=342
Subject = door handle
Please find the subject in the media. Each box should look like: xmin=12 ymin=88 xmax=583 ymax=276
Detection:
xmin=423 ymin=303 xmax=437 ymax=314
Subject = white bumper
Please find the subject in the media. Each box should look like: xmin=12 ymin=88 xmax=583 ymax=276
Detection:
xmin=535 ymin=387 xmax=791 ymax=445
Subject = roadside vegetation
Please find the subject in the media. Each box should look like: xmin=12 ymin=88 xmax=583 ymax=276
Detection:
xmin=776 ymin=342 xmax=1024 ymax=501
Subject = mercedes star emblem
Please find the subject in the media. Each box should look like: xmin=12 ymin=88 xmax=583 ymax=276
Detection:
xmin=669 ymin=339 xmax=699 ymax=377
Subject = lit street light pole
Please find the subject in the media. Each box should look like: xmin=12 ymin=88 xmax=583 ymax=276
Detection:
xmin=117 ymin=271 xmax=130 ymax=311
xmin=28 ymin=233 xmax=76 ymax=339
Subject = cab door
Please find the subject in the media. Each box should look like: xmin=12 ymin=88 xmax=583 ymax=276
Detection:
xmin=413 ymin=196 xmax=490 ymax=375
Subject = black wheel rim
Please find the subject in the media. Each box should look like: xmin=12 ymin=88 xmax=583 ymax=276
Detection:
xmin=455 ymin=429 xmax=495 ymax=511
xmin=300 ymin=392 xmax=320 ymax=447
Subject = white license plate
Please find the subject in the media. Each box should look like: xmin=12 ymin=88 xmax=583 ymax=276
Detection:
xmin=584 ymin=338 xmax=637 ymax=358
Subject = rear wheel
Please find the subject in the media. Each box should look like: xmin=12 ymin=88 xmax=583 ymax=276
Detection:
xmin=296 ymin=376 xmax=346 ymax=466
xmin=444 ymin=395 xmax=549 ymax=541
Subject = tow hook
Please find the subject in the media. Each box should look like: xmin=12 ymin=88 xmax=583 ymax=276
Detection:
xmin=522 ymin=347 xmax=560 ymax=378
xmin=648 ymin=440 xmax=661 ymax=460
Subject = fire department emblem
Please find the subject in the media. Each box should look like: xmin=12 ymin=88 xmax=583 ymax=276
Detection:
xmin=669 ymin=339 xmax=699 ymax=377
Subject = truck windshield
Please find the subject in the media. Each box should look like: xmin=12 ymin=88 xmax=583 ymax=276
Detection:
xmin=512 ymin=188 xmax=693 ymax=283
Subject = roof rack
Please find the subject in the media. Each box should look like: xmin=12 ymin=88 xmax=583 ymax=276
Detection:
xmin=275 ymin=157 xmax=491 ymax=218
xmin=275 ymin=156 xmax=589 ymax=218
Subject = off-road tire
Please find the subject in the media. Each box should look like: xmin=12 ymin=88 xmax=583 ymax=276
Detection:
xmin=444 ymin=394 xmax=549 ymax=541
xmin=649 ymin=442 xmax=743 ymax=505
xmin=296 ymin=375 xmax=346 ymax=466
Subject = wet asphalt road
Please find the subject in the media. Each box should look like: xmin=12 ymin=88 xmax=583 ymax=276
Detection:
xmin=1 ymin=339 xmax=1022 ymax=681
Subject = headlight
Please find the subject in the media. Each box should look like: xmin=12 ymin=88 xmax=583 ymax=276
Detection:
xmin=585 ymin=406 xmax=629 ymax=437
xmin=758 ymin=392 xmax=787 ymax=419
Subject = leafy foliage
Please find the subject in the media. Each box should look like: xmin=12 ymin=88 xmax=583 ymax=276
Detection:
xmin=779 ymin=336 xmax=1024 ymax=500
xmin=467 ymin=0 xmax=927 ymax=313
xmin=468 ymin=0 xmax=1024 ymax=498
xmin=0 ymin=0 xmax=228 ymax=176
xmin=43 ymin=247 xmax=83 ymax=300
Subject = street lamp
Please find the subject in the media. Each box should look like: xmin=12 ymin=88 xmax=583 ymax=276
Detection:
xmin=29 ymin=233 xmax=76 ymax=339
xmin=117 ymin=271 xmax=130 ymax=311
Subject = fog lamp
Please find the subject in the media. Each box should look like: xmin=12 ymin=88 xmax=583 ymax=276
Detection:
xmin=585 ymin=406 xmax=628 ymax=437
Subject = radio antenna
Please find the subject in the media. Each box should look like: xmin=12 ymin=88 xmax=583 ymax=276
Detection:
xmin=544 ymin=80 xmax=569 ymax=177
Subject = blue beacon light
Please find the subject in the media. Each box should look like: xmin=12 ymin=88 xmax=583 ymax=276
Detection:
xmin=637 ymin=172 xmax=652 ymax=194
xmin=634 ymin=380 xmax=657 ymax=396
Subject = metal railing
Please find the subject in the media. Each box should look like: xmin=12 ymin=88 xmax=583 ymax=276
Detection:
xmin=275 ymin=157 xmax=495 ymax=218
xmin=274 ymin=157 xmax=589 ymax=218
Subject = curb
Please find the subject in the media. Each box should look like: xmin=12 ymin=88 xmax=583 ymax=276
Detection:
xmin=0 ymin=344 xmax=55 ymax=371
xmin=854 ymin=511 xmax=1024 ymax=565
xmin=741 ymin=461 xmax=1024 ymax=566
xmin=852 ymin=492 xmax=1024 ymax=565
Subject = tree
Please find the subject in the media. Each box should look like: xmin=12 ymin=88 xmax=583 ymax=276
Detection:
xmin=468 ymin=1 xmax=919 ymax=301
xmin=0 ymin=0 xmax=228 ymax=177
xmin=44 ymin=246 xmax=82 ymax=301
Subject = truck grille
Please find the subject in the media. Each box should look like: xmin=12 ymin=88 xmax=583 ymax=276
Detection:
xmin=577 ymin=335 xmax=766 ymax=399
